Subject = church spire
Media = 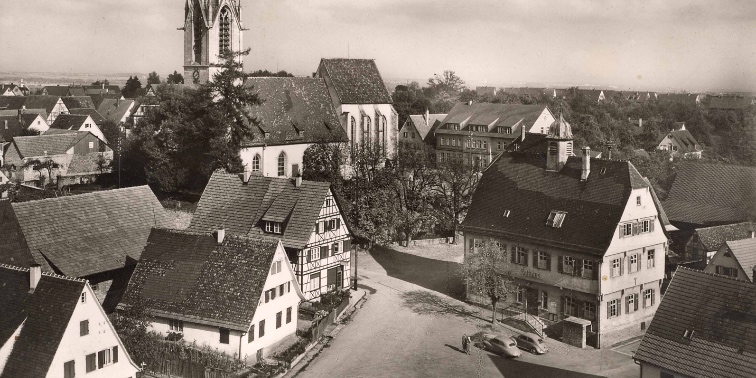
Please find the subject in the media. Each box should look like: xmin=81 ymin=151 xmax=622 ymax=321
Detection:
xmin=183 ymin=0 xmax=244 ymax=84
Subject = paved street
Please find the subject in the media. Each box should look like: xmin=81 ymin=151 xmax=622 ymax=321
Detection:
xmin=296 ymin=244 xmax=639 ymax=378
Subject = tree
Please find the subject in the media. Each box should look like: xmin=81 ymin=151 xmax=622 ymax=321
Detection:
xmin=91 ymin=79 xmax=110 ymax=86
xmin=427 ymin=70 xmax=466 ymax=99
xmin=248 ymin=69 xmax=295 ymax=77
xmin=462 ymin=239 xmax=517 ymax=327
xmin=432 ymin=157 xmax=481 ymax=242
xmin=147 ymin=71 xmax=161 ymax=85
xmin=391 ymin=82 xmax=433 ymax=127
xmin=122 ymin=76 xmax=143 ymax=98
xmin=25 ymin=158 xmax=59 ymax=187
xmin=166 ymin=70 xmax=185 ymax=84
xmin=392 ymin=143 xmax=438 ymax=244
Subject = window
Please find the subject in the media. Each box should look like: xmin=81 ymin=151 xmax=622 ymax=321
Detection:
xmin=564 ymin=297 xmax=575 ymax=316
xmin=620 ymin=223 xmax=633 ymax=237
xmin=629 ymin=254 xmax=640 ymax=273
xmin=97 ymin=348 xmax=114 ymax=368
xmin=626 ymin=293 xmax=638 ymax=313
xmin=540 ymin=291 xmax=548 ymax=309
xmin=537 ymin=251 xmax=550 ymax=270
xmin=64 ymin=360 xmax=75 ymax=378
xmin=546 ymin=211 xmax=567 ymax=228
xmin=636 ymin=196 xmax=641 ymax=206
xmin=515 ymin=247 xmax=528 ymax=265
xmin=332 ymin=242 xmax=340 ymax=255
xmin=647 ymin=249 xmax=655 ymax=268
xmin=584 ymin=302 xmax=596 ymax=320
xmin=88 ymin=142 xmax=94 ymax=149
xmin=643 ymin=289 xmax=655 ymax=307
xmin=640 ymin=219 xmax=651 ymax=233
xmin=562 ymin=256 xmax=575 ymax=275
xmin=219 ymin=7 xmax=231 ymax=53
xmin=516 ymin=287 xmax=524 ymax=303
xmin=248 ymin=325 xmax=255 ymax=343
xmin=403 ymin=132 xmax=408 ymax=138
xmin=411 ymin=132 xmax=416 ymax=139
xmin=497 ymin=141 xmax=502 ymax=150
xmin=362 ymin=116 xmax=371 ymax=145
xmin=265 ymin=221 xmax=282 ymax=234
xmin=286 ymin=307 xmax=292 ymax=324
xmin=310 ymin=273 xmax=321 ymax=291
xmin=252 ymin=154 xmax=260 ymax=172
xmin=276 ymin=311 xmax=282 ymax=329
xmin=220 ymin=328 xmax=230 ymax=344
xmin=81 ymin=292 xmax=86 ymax=303
xmin=169 ymin=319 xmax=183 ymax=332
xmin=716 ymin=266 xmax=739 ymax=277
xmin=259 ymin=320 xmax=265 ymax=338
xmin=86 ymin=353 xmax=97 ymax=372
xmin=441 ymin=137 xmax=446 ymax=146
xmin=607 ymin=299 xmax=620 ymax=318
xmin=270 ymin=260 xmax=282 ymax=275
xmin=270 ymin=288 xmax=276 ymax=300
xmin=611 ymin=258 xmax=622 ymax=277
xmin=582 ymin=260 xmax=594 ymax=279
xmin=350 ymin=117 xmax=357 ymax=156
xmin=277 ymin=152 xmax=287 ymax=176
xmin=80 ymin=319 xmax=89 ymax=336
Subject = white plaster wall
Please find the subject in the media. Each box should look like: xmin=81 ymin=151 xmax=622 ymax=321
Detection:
xmin=27 ymin=115 xmax=49 ymax=133
xmin=239 ymin=143 xmax=310 ymax=178
xmin=525 ymin=108 xmax=556 ymax=135
xmin=48 ymin=100 xmax=69 ymax=124
xmin=47 ymin=284 xmax=139 ymax=378
xmin=150 ymin=319 xmax=243 ymax=357
xmin=704 ymin=245 xmax=750 ymax=280
xmin=339 ymin=103 xmax=399 ymax=159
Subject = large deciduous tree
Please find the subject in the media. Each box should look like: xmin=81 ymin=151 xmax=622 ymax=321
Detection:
xmin=166 ymin=70 xmax=185 ymax=84
xmin=462 ymin=239 xmax=516 ymax=327
xmin=433 ymin=157 xmax=481 ymax=243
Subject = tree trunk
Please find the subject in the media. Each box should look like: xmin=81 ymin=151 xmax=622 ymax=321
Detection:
xmin=452 ymin=222 xmax=459 ymax=244
xmin=491 ymin=300 xmax=498 ymax=329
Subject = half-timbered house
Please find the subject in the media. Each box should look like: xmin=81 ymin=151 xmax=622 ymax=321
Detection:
xmin=189 ymin=171 xmax=352 ymax=300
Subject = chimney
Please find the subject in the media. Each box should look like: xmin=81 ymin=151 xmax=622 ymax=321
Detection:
xmin=639 ymin=118 xmax=643 ymax=128
xmin=581 ymin=146 xmax=591 ymax=181
xmin=242 ymin=170 xmax=251 ymax=184
xmin=295 ymin=174 xmax=302 ymax=188
xmin=102 ymin=83 xmax=105 ymax=90
xmin=424 ymin=109 xmax=430 ymax=126
xmin=750 ymin=230 xmax=755 ymax=238
xmin=216 ymin=228 xmax=226 ymax=244
xmin=467 ymin=100 xmax=473 ymax=106
xmin=29 ymin=263 xmax=41 ymax=291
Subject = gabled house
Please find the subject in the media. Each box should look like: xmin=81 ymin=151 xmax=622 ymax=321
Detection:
xmin=682 ymin=222 xmax=756 ymax=267
xmin=399 ymin=110 xmax=446 ymax=148
xmin=0 ymin=170 xmax=8 ymax=198
xmin=238 ymin=77 xmax=349 ymax=177
xmin=316 ymin=58 xmax=399 ymax=161
xmin=119 ymin=229 xmax=304 ymax=362
xmin=655 ymin=125 xmax=702 ymax=158
xmin=89 ymin=93 xmax=124 ymax=108
xmin=0 ymin=84 xmax=27 ymax=97
xmin=662 ymin=162 xmax=756 ymax=230
xmin=462 ymin=117 xmax=668 ymax=348
xmin=0 ymin=112 xmax=48 ymax=143
xmin=189 ymin=171 xmax=353 ymax=301
xmin=129 ymin=98 xmax=158 ymax=127
xmin=431 ymin=102 xmax=556 ymax=168
xmin=3 ymin=131 xmax=112 ymax=185
xmin=68 ymin=108 xmax=107 ymax=126
xmin=633 ymin=267 xmax=756 ymax=378
xmin=704 ymin=238 xmax=756 ymax=282
xmin=40 ymin=85 xmax=82 ymax=97
xmin=0 ymin=95 xmax=69 ymax=124
xmin=51 ymin=114 xmax=108 ymax=143
xmin=61 ymin=96 xmax=96 ymax=110
xmin=0 ymin=264 xmax=140 ymax=378
xmin=97 ymin=99 xmax=135 ymax=124
xmin=0 ymin=186 xmax=172 ymax=312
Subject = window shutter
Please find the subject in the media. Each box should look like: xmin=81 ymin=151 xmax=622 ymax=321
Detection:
xmin=618 ymin=299 xmax=622 ymax=315
xmin=625 ymin=296 xmax=630 ymax=314
xmin=575 ymin=259 xmax=582 ymax=277
xmin=113 ymin=346 xmax=118 ymax=363
xmin=511 ymin=249 xmax=517 ymax=264
xmin=320 ymin=246 xmax=328 ymax=259
xmin=546 ymin=253 xmax=551 ymax=271
xmin=649 ymin=219 xmax=655 ymax=232
xmin=316 ymin=222 xmax=321 ymax=234
xmin=618 ymin=225 xmax=624 ymax=238
xmin=469 ymin=238 xmax=475 ymax=252
xmin=620 ymin=258 xmax=624 ymax=276
xmin=634 ymin=294 xmax=639 ymax=311
xmin=606 ymin=302 xmax=611 ymax=318
xmin=336 ymin=218 xmax=341 ymax=229
xmin=558 ymin=256 xmax=564 ymax=273
xmin=307 ymin=250 xmax=312 ymax=263
xmin=98 ymin=350 xmax=104 ymax=369
xmin=343 ymin=239 xmax=351 ymax=253
xmin=637 ymin=255 xmax=642 ymax=271
xmin=592 ymin=263 xmax=599 ymax=280
xmin=651 ymin=290 xmax=655 ymax=306
xmin=86 ymin=353 xmax=96 ymax=372
xmin=532 ymin=250 xmax=537 ymax=268
xmin=716 ymin=265 xmax=722 ymax=275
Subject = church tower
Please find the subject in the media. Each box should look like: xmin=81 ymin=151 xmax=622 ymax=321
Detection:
xmin=545 ymin=114 xmax=574 ymax=172
xmin=183 ymin=0 xmax=244 ymax=84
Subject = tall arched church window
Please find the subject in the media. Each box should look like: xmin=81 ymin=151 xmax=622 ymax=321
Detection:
xmin=219 ymin=7 xmax=231 ymax=54
xmin=350 ymin=117 xmax=356 ymax=157
xmin=377 ymin=115 xmax=386 ymax=155
xmin=363 ymin=117 xmax=371 ymax=146
xmin=193 ymin=1 xmax=203 ymax=63
xmin=277 ymin=151 xmax=287 ymax=177
xmin=252 ymin=154 xmax=261 ymax=172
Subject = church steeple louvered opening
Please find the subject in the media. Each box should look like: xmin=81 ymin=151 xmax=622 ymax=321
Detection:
xmin=219 ymin=7 xmax=231 ymax=53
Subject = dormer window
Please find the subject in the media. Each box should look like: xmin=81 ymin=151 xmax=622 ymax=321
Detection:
xmin=265 ymin=221 xmax=282 ymax=234
xmin=546 ymin=211 xmax=567 ymax=228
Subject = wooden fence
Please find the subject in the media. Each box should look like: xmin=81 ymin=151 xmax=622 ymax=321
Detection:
xmin=305 ymin=295 xmax=350 ymax=342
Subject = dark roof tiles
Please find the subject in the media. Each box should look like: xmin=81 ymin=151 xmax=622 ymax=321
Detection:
xmin=726 ymin=238 xmax=756 ymax=281
xmin=10 ymin=131 xmax=87 ymax=158
xmin=696 ymin=222 xmax=756 ymax=251
xmin=61 ymin=96 xmax=95 ymax=110
xmin=318 ymin=59 xmax=392 ymax=104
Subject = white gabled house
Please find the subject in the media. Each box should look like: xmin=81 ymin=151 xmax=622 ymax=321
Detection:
xmin=119 ymin=229 xmax=305 ymax=362
xmin=0 ymin=264 xmax=140 ymax=378
xmin=189 ymin=171 xmax=353 ymax=301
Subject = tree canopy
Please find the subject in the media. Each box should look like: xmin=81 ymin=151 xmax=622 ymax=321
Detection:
xmin=166 ymin=70 xmax=185 ymax=84
xmin=122 ymin=76 xmax=143 ymax=98
xmin=147 ymin=71 xmax=161 ymax=85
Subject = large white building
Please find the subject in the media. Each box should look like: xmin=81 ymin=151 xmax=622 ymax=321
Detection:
xmin=119 ymin=229 xmax=304 ymax=362
xmin=462 ymin=116 xmax=669 ymax=348
xmin=0 ymin=264 xmax=140 ymax=378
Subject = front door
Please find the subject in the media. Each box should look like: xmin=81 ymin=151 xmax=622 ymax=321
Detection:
xmin=526 ymin=288 xmax=539 ymax=316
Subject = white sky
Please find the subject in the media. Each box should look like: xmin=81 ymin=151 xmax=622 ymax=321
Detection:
xmin=1 ymin=0 xmax=754 ymax=92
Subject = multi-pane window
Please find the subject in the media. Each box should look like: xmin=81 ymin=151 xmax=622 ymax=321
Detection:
xmin=537 ymin=251 xmax=549 ymax=270
xmin=584 ymin=302 xmax=596 ymax=320
xmin=252 ymin=154 xmax=260 ymax=172
xmin=607 ymin=299 xmax=619 ymax=318
xmin=626 ymin=294 xmax=638 ymax=313
xmin=497 ymin=141 xmax=502 ymax=150
xmin=378 ymin=116 xmax=386 ymax=153
xmin=277 ymin=152 xmax=287 ymax=177
xmin=563 ymin=256 xmax=575 ymax=274
xmin=629 ymin=254 xmax=640 ymax=273
xmin=516 ymin=287 xmax=524 ymax=303
xmin=81 ymin=292 xmax=86 ymax=303
xmin=716 ymin=266 xmax=739 ymax=277
xmin=564 ymin=297 xmax=575 ymax=316
xmin=640 ymin=220 xmax=651 ymax=233
xmin=441 ymin=137 xmax=447 ymax=146
xmin=310 ymin=273 xmax=321 ymax=291
xmin=332 ymin=242 xmax=340 ymax=255
xmin=620 ymin=223 xmax=633 ymax=237
xmin=647 ymin=250 xmax=655 ymax=268
xmin=350 ymin=117 xmax=357 ymax=156
xmin=515 ymin=247 xmax=528 ymax=265
xmin=540 ymin=291 xmax=548 ymax=309
xmin=643 ymin=289 xmax=655 ymax=307
xmin=611 ymin=258 xmax=622 ymax=277
xmin=220 ymin=328 xmax=230 ymax=344
xmin=219 ymin=7 xmax=231 ymax=53
xmin=582 ymin=260 xmax=594 ymax=279
xmin=169 ymin=319 xmax=184 ymax=332
xmin=269 ymin=260 xmax=282 ymax=275
xmin=362 ymin=117 xmax=371 ymax=145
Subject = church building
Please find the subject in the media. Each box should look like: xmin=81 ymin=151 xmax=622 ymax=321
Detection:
xmin=182 ymin=0 xmax=245 ymax=84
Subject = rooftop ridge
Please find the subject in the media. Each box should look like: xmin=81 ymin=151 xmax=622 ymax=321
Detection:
xmin=11 ymin=185 xmax=153 ymax=206
xmin=0 ymin=263 xmax=87 ymax=283
xmin=676 ymin=265 xmax=755 ymax=283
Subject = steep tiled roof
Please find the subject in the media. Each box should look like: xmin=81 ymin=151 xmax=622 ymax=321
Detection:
xmin=189 ymin=171 xmax=331 ymax=250
xmin=462 ymin=153 xmax=647 ymax=254
xmin=634 ymin=267 xmax=756 ymax=378
xmin=0 ymin=115 xmax=38 ymax=143
xmin=660 ymin=129 xmax=700 ymax=153
xmin=0 ymin=266 xmax=86 ymax=378
xmin=0 ymin=186 xmax=172 ymax=277
xmin=97 ymin=99 xmax=134 ymax=122
xmin=69 ymin=108 xmax=106 ymax=125
xmin=709 ymin=96 xmax=753 ymax=110
xmin=10 ymin=131 xmax=86 ymax=158
xmin=663 ymin=163 xmax=756 ymax=225
xmin=61 ymin=96 xmax=95 ymax=110
xmin=726 ymin=238 xmax=756 ymax=281
xmin=408 ymin=114 xmax=446 ymax=140
xmin=0 ymin=201 xmax=39 ymax=270
xmin=0 ymin=96 xmax=64 ymax=114
xmin=695 ymin=222 xmax=756 ymax=251
xmin=241 ymin=77 xmax=349 ymax=147
xmin=41 ymin=86 xmax=72 ymax=97
xmin=318 ymin=59 xmax=392 ymax=104
xmin=50 ymin=114 xmax=89 ymax=130
xmin=89 ymin=93 xmax=123 ymax=108
xmin=433 ymin=103 xmax=549 ymax=136
xmin=120 ymin=229 xmax=279 ymax=330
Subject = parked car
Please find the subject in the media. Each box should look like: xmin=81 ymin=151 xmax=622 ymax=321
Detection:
xmin=479 ymin=333 xmax=521 ymax=358
xmin=516 ymin=333 xmax=548 ymax=354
